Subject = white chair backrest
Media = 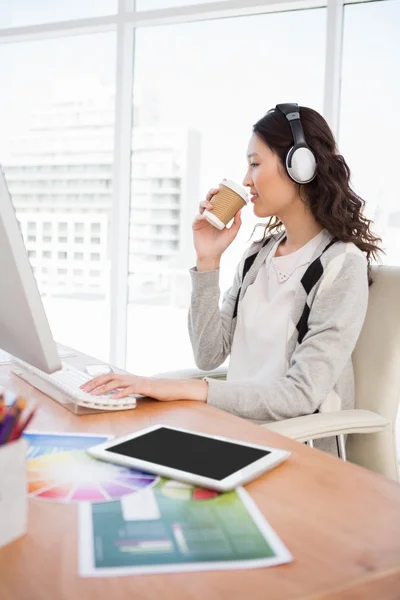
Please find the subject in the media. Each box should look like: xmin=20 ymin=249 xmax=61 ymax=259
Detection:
xmin=353 ymin=265 xmax=400 ymax=419
xmin=350 ymin=265 xmax=400 ymax=480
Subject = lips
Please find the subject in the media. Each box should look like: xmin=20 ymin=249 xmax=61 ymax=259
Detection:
xmin=250 ymin=194 xmax=259 ymax=203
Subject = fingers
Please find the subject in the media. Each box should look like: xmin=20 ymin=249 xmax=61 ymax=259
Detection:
xmin=113 ymin=387 xmax=136 ymax=400
xmin=206 ymin=187 xmax=219 ymax=202
xmin=91 ymin=380 xmax=125 ymax=395
xmin=199 ymin=200 xmax=213 ymax=214
xmin=199 ymin=188 xmax=218 ymax=214
xmin=80 ymin=373 xmax=120 ymax=393
xmin=234 ymin=209 xmax=242 ymax=224
xmin=199 ymin=200 xmax=214 ymax=215
xmin=226 ymin=210 xmax=242 ymax=236
xmin=193 ymin=212 xmax=206 ymax=224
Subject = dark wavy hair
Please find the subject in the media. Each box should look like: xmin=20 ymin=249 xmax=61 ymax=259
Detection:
xmin=252 ymin=106 xmax=382 ymax=283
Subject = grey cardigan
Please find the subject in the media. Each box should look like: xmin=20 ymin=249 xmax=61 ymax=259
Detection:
xmin=188 ymin=231 xmax=369 ymax=425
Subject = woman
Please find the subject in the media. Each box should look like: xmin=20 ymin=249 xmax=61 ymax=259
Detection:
xmin=82 ymin=104 xmax=382 ymax=448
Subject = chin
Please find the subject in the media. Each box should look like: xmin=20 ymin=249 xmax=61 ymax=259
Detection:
xmin=253 ymin=205 xmax=273 ymax=219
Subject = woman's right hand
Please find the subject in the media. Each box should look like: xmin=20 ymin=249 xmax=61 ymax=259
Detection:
xmin=192 ymin=187 xmax=242 ymax=270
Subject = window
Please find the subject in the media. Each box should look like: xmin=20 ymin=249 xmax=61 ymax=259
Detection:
xmin=2 ymin=0 xmax=387 ymax=377
xmin=0 ymin=32 xmax=115 ymax=361
xmin=127 ymin=10 xmax=326 ymax=374
xmin=57 ymin=268 xmax=67 ymax=275
xmin=339 ymin=0 xmax=400 ymax=265
xmin=0 ymin=1 xmax=117 ymax=27
xmin=137 ymin=0 xmax=229 ymax=10
xmin=28 ymin=250 xmax=36 ymax=258
xmin=90 ymin=270 xmax=101 ymax=277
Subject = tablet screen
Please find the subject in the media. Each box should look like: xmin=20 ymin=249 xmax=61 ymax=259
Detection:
xmin=107 ymin=427 xmax=271 ymax=481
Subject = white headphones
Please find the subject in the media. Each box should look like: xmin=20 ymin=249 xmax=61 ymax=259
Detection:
xmin=275 ymin=103 xmax=317 ymax=184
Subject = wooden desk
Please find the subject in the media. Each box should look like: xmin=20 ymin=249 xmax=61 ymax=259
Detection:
xmin=0 ymin=357 xmax=400 ymax=600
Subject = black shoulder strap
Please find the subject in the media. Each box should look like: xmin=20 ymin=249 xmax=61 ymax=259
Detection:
xmin=300 ymin=237 xmax=337 ymax=294
xmin=232 ymin=236 xmax=272 ymax=319
xmin=296 ymin=237 xmax=338 ymax=343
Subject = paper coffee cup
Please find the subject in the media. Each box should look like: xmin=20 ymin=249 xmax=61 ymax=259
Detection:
xmin=203 ymin=180 xmax=249 ymax=230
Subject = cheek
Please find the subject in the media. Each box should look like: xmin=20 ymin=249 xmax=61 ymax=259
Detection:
xmin=254 ymin=167 xmax=293 ymax=214
xmin=254 ymin=166 xmax=278 ymax=196
xmin=253 ymin=167 xmax=269 ymax=189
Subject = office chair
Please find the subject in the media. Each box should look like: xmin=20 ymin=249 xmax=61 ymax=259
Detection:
xmin=154 ymin=266 xmax=400 ymax=481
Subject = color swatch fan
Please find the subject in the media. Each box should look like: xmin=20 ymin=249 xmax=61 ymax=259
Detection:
xmin=24 ymin=432 xmax=158 ymax=503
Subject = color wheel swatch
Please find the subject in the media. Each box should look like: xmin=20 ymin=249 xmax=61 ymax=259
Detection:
xmin=24 ymin=432 xmax=158 ymax=504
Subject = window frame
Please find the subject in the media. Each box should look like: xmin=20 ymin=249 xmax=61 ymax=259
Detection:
xmin=0 ymin=0 xmax=375 ymax=367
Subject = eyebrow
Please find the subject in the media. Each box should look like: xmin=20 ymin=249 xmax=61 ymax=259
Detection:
xmin=247 ymin=152 xmax=259 ymax=159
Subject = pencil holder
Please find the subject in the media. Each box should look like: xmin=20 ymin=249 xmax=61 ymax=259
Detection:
xmin=0 ymin=438 xmax=28 ymax=548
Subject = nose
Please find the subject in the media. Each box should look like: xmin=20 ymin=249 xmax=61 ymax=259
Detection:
xmin=242 ymin=169 xmax=253 ymax=188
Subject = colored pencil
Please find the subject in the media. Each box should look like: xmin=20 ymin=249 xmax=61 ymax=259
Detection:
xmin=0 ymin=402 xmax=18 ymax=445
xmin=0 ymin=393 xmax=5 ymax=424
xmin=0 ymin=395 xmax=35 ymax=446
xmin=9 ymin=405 xmax=37 ymax=442
xmin=8 ymin=398 xmax=27 ymax=442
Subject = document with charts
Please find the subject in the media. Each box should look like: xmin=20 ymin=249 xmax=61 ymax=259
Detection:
xmin=79 ymin=479 xmax=292 ymax=577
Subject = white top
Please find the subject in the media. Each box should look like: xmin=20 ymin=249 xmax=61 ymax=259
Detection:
xmin=227 ymin=229 xmax=329 ymax=383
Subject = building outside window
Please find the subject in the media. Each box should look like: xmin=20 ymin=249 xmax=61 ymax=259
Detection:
xmin=0 ymin=1 xmax=398 ymax=372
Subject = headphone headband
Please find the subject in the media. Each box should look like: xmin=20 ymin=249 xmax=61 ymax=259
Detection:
xmin=275 ymin=103 xmax=306 ymax=146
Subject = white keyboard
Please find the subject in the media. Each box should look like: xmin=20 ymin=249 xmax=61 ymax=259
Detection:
xmin=11 ymin=359 xmax=138 ymax=412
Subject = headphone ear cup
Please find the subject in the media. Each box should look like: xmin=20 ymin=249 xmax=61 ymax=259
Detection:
xmin=286 ymin=146 xmax=317 ymax=184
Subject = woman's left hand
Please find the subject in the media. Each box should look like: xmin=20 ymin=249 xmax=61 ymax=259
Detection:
xmin=80 ymin=373 xmax=208 ymax=403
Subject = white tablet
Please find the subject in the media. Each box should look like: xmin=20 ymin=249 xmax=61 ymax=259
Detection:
xmin=87 ymin=424 xmax=290 ymax=491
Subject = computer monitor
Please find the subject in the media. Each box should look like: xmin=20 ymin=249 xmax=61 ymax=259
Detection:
xmin=0 ymin=166 xmax=61 ymax=373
